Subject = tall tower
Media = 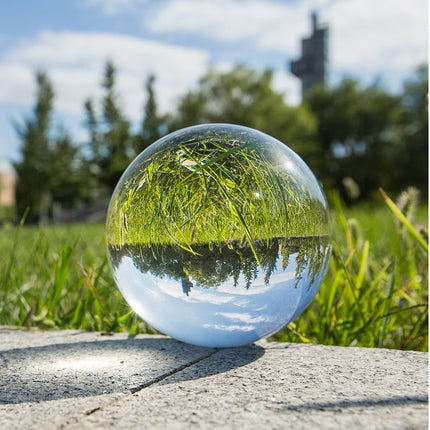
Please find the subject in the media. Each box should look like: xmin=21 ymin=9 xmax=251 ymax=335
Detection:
xmin=290 ymin=12 xmax=328 ymax=99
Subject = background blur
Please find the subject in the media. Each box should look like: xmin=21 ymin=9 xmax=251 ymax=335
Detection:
xmin=0 ymin=0 xmax=427 ymax=223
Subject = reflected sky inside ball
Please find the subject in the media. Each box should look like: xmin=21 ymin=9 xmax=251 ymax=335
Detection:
xmin=114 ymin=248 xmax=329 ymax=348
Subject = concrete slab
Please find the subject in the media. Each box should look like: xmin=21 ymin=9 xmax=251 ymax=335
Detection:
xmin=0 ymin=327 xmax=427 ymax=429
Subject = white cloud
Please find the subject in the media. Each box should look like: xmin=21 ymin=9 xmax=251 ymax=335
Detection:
xmin=272 ymin=70 xmax=301 ymax=106
xmin=0 ymin=64 xmax=34 ymax=105
xmin=148 ymin=0 xmax=427 ymax=87
xmin=1 ymin=1 xmax=425 ymax=118
xmin=83 ymin=0 xmax=145 ymax=16
xmin=202 ymin=323 xmax=256 ymax=332
xmin=215 ymin=311 xmax=272 ymax=324
xmin=0 ymin=0 xmax=426 ymax=164
xmin=324 ymin=0 xmax=428 ymax=78
xmin=147 ymin=0 xmax=309 ymax=54
xmin=0 ymin=31 xmax=210 ymax=118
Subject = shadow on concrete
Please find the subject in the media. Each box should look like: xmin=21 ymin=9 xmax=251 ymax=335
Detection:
xmin=278 ymin=395 xmax=429 ymax=412
xmin=155 ymin=343 xmax=267 ymax=388
xmin=0 ymin=337 xmax=264 ymax=404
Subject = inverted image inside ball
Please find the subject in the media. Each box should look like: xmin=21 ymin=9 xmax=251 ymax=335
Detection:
xmin=106 ymin=123 xmax=331 ymax=348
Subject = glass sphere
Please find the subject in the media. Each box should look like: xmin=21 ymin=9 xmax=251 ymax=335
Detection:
xmin=106 ymin=124 xmax=331 ymax=347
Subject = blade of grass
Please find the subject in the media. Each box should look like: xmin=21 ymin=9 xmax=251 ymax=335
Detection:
xmin=0 ymin=208 xmax=29 ymax=322
xmin=207 ymin=166 xmax=261 ymax=265
xmin=378 ymin=271 xmax=395 ymax=347
xmin=51 ymin=245 xmax=73 ymax=312
xmin=355 ymin=240 xmax=369 ymax=291
xmin=332 ymin=245 xmax=366 ymax=325
xmin=380 ymin=188 xmax=428 ymax=252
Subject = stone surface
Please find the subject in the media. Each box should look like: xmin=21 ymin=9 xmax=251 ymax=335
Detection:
xmin=0 ymin=327 xmax=427 ymax=429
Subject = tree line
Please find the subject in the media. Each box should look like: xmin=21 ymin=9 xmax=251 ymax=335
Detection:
xmin=12 ymin=61 xmax=428 ymax=222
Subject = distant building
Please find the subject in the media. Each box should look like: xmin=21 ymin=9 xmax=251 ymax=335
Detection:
xmin=0 ymin=161 xmax=16 ymax=209
xmin=290 ymin=12 xmax=329 ymax=99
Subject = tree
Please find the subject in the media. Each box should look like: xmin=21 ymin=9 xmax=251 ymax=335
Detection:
xmin=85 ymin=61 xmax=133 ymax=195
xmin=14 ymin=71 xmax=85 ymax=221
xmin=394 ymin=65 xmax=428 ymax=194
xmin=306 ymin=79 xmax=403 ymax=199
xmin=47 ymin=131 xmax=88 ymax=208
xmin=14 ymin=71 xmax=53 ymax=219
xmin=169 ymin=65 xmax=319 ymax=169
xmin=134 ymin=74 xmax=166 ymax=154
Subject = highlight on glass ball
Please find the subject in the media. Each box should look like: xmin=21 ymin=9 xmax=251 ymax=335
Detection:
xmin=106 ymin=123 xmax=331 ymax=348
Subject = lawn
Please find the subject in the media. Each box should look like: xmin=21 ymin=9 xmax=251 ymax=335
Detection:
xmin=0 ymin=190 xmax=427 ymax=351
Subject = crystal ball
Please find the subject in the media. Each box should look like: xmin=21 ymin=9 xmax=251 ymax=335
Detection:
xmin=106 ymin=124 xmax=331 ymax=347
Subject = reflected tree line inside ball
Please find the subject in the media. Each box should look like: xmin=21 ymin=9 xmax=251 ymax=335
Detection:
xmin=107 ymin=126 xmax=330 ymax=262
xmin=109 ymin=235 xmax=331 ymax=295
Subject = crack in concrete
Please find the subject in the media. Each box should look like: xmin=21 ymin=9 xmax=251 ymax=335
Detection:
xmin=85 ymin=406 xmax=101 ymax=416
xmin=129 ymin=348 xmax=219 ymax=394
xmin=84 ymin=348 xmax=220 ymax=417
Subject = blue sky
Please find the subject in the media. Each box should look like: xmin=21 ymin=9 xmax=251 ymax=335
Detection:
xmin=0 ymin=0 xmax=427 ymax=164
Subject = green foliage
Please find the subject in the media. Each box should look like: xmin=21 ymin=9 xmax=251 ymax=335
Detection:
xmin=12 ymin=63 xmax=428 ymax=223
xmin=305 ymin=66 xmax=428 ymax=199
xmin=6 ymin=63 xmax=428 ymax=349
xmin=84 ymin=61 xmax=134 ymax=194
xmin=273 ymin=192 xmax=428 ymax=351
xmin=107 ymin=125 xmax=329 ymax=249
xmin=0 ymin=222 xmax=150 ymax=333
xmin=114 ymin=236 xmax=329 ymax=293
xmin=169 ymin=65 xmax=319 ymax=164
xmin=134 ymin=74 xmax=166 ymax=154
xmin=306 ymin=79 xmax=400 ymax=196
xmin=0 ymin=205 xmax=15 ymax=224
xmin=0 ymin=198 xmax=427 ymax=350
xmin=47 ymin=132 xmax=90 ymax=206
xmin=13 ymin=71 xmax=53 ymax=218
xmin=13 ymin=71 xmax=87 ymax=220
xmin=393 ymin=65 xmax=428 ymax=193
xmin=168 ymin=64 xmax=428 ymax=200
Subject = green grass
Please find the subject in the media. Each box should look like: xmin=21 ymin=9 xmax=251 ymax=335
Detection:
xmin=107 ymin=126 xmax=329 ymax=251
xmin=0 ymin=222 xmax=149 ymax=334
xmin=0 ymin=190 xmax=427 ymax=351
xmin=272 ymin=191 xmax=428 ymax=350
